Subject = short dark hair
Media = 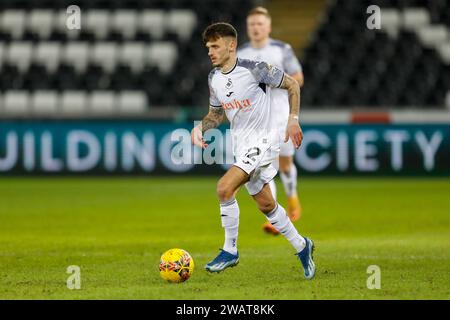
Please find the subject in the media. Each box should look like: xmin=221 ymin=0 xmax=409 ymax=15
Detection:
xmin=202 ymin=22 xmax=237 ymax=44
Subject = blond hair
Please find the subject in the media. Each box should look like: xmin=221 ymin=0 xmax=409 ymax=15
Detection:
xmin=247 ymin=6 xmax=271 ymax=20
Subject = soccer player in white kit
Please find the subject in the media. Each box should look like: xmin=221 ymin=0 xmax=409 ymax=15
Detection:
xmin=238 ymin=7 xmax=305 ymax=235
xmin=191 ymin=22 xmax=315 ymax=279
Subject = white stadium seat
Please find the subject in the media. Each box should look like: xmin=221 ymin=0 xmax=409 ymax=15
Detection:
xmin=381 ymin=9 xmax=402 ymax=38
xmin=35 ymin=42 xmax=61 ymax=73
xmin=61 ymin=91 xmax=87 ymax=114
xmin=112 ymin=10 xmax=138 ymax=40
xmin=166 ymin=10 xmax=197 ymax=42
xmin=63 ymin=42 xmax=89 ymax=73
xmin=2 ymin=91 xmax=30 ymax=114
xmin=30 ymin=91 xmax=59 ymax=114
xmin=403 ymin=8 xmax=430 ymax=31
xmin=28 ymin=10 xmax=54 ymax=39
xmin=89 ymin=91 xmax=117 ymax=113
xmin=118 ymin=91 xmax=148 ymax=113
xmin=119 ymin=43 xmax=145 ymax=73
xmin=85 ymin=10 xmax=110 ymax=40
xmin=147 ymin=42 xmax=178 ymax=74
xmin=1 ymin=10 xmax=26 ymax=40
xmin=91 ymin=43 xmax=118 ymax=72
xmin=6 ymin=42 xmax=33 ymax=72
xmin=417 ymin=26 xmax=449 ymax=48
xmin=139 ymin=10 xmax=165 ymax=39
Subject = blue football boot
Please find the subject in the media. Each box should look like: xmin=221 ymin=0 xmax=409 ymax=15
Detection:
xmin=297 ymin=237 xmax=316 ymax=280
xmin=205 ymin=249 xmax=239 ymax=273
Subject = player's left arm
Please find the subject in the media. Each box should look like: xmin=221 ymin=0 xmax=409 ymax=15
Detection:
xmin=290 ymin=71 xmax=304 ymax=88
xmin=283 ymin=43 xmax=304 ymax=88
xmin=279 ymin=74 xmax=303 ymax=149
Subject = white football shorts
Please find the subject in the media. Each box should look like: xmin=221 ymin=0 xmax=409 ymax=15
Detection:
xmin=234 ymin=144 xmax=280 ymax=196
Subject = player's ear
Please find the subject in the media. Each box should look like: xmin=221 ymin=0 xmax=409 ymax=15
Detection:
xmin=229 ymin=38 xmax=237 ymax=52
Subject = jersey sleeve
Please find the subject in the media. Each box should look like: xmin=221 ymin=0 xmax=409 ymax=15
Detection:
xmin=208 ymin=70 xmax=221 ymax=108
xmin=252 ymin=61 xmax=285 ymax=88
xmin=282 ymin=44 xmax=302 ymax=75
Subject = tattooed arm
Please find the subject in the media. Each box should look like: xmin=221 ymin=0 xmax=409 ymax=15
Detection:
xmin=201 ymin=107 xmax=225 ymax=133
xmin=191 ymin=106 xmax=225 ymax=148
xmin=279 ymin=73 xmax=303 ymax=149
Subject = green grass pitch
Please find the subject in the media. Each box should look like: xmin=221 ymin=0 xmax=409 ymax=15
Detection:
xmin=0 ymin=177 xmax=449 ymax=300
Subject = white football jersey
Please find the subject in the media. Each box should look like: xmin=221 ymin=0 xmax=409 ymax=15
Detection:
xmin=238 ymin=39 xmax=302 ymax=129
xmin=208 ymin=58 xmax=285 ymax=157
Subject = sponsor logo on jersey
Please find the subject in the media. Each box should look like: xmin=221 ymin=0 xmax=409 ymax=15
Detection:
xmin=221 ymin=99 xmax=252 ymax=110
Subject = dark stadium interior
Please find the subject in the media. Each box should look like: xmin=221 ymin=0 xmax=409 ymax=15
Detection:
xmin=301 ymin=0 xmax=450 ymax=108
xmin=0 ymin=0 xmax=448 ymax=114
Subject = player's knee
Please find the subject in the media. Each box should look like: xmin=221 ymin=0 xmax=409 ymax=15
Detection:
xmin=280 ymin=161 xmax=291 ymax=174
xmin=258 ymin=198 xmax=276 ymax=214
xmin=216 ymin=180 xmax=234 ymax=202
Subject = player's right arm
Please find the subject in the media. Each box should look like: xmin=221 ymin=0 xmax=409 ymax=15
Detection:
xmin=192 ymin=69 xmax=224 ymax=148
xmin=191 ymin=106 xmax=225 ymax=149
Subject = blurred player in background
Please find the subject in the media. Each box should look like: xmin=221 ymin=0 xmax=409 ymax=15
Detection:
xmin=191 ymin=22 xmax=315 ymax=279
xmin=238 ymin=7 xmax=304 ymax=235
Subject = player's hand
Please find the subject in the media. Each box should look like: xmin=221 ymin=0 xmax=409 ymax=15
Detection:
xmin=285 ymin=116 xmax=303 ymax=149
xmin=191 ymin=125 xmax=208 ymax=149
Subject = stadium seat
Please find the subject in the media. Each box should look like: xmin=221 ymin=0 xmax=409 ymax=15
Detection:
xmin=0 ymin=10 xmax=26 ymax=40
xmin=6 ymin=42 xmax=33 ymax=72
xmin=91 ymin=43 xmax=118 ymax=73
xmin=30 ymin=91 xmax=59 ymax=113
xmin=88 ymin=91 xmax=117 ymax=113
xmin=166 ymin=9 xmax=197 ymax=42
xmin=119 ymin=42 xmax=146 ymax=73
xmin=139 ymin=10 xmax=165 ymax=39
xmin=63 ymin=42 xmax=90 ymax=73
xmin=85 ymin=10 xmax=111 ymax=40
xmin=2 ymin=91 xmax=30 ymax=114
xmin=118 ymin=91 xmax=148 ymax=113
xmin=60 ymin=91 xmax=88 ymax=114
xmin=111 ymin=10 xmax=138 ymax=40
xmin=27 ymin=10 xmax=54 ymax=39
xmin=381 ymin=9 xmax=402 ymax=38
xmin=417 ymin=26 xmax=448 ymax=48
xmin=147 ymin=42 xmax=178 ymax=74
xmin=34 ymin=42 xmax=61 ymax=73
xmin=403 ymin=8 xmax=430 ymax=31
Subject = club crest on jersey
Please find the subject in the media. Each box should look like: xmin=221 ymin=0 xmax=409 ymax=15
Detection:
xmin=225 ymin=78 xmax=233 ymax=89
